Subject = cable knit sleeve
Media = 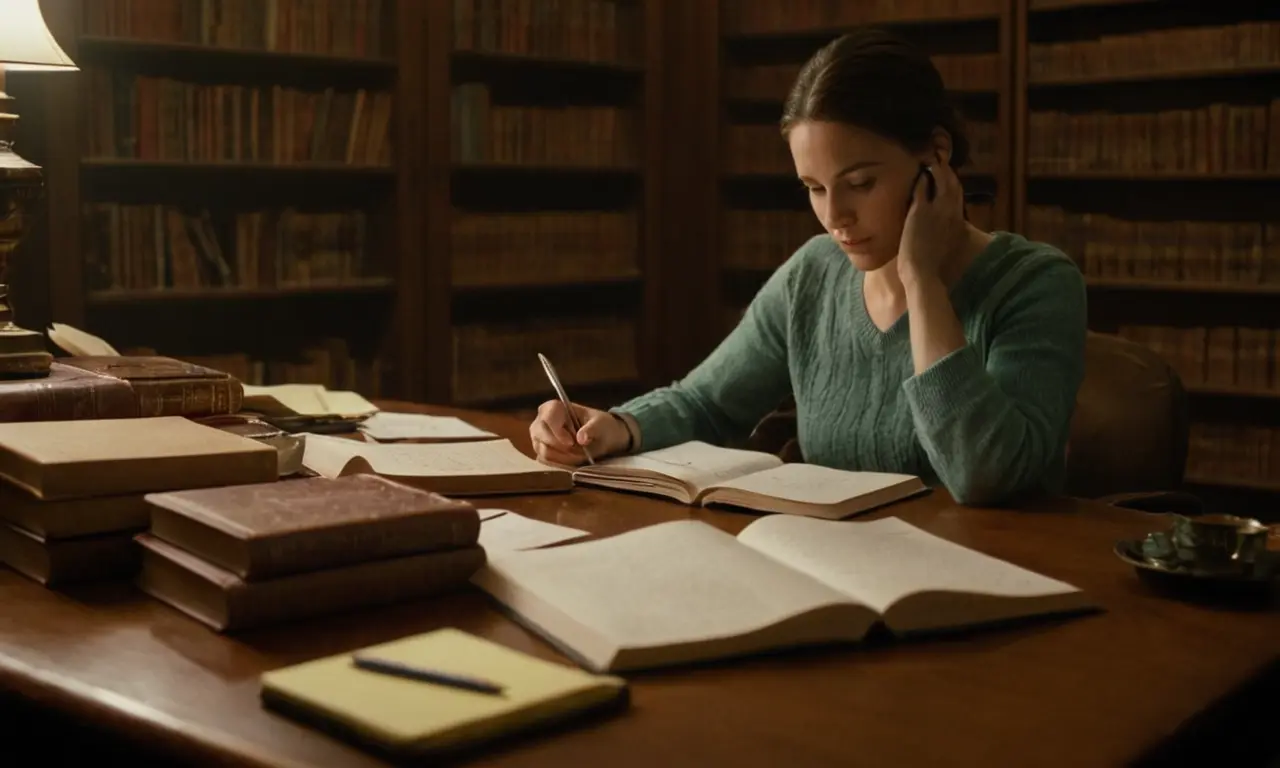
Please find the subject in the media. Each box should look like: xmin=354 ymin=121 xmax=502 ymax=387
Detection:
xmin=901 ymin=255 xmax=1088 ymax=505
xmin=609 ymin=241 xmax=816 ymax=451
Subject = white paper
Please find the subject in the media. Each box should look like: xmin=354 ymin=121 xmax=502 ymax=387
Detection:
xmin=359 ymin=412 xmax=497 ymax=442
xmin=478 ymin=511 xmax=589 ymax=552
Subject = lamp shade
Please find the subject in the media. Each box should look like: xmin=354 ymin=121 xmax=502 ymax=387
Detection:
xmin=0 ymin=0 xmax=76 ymax=71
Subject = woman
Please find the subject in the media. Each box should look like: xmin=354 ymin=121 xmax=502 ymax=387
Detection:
xmin=528 ymin=29 xmax=1087 ymax=506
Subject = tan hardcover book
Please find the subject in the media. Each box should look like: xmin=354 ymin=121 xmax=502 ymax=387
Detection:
xmin=302 ymin=435 xmax=572 ymax=496
xmin=571 ymin=441 xmax=927 ymax=519
xmin=0 ymin=523 xmax=141 ymax=586
xmin=0 ymin=482 xmax=149 ymax=539
xmin=135 ymin=533 xmax=485 ymax=632
xmin=0 ymin=416 xmax=279 ymax=500
xmin=145 ymin=475 xmax=481 ymax=580
xmin=472 ymin=517 xmax=1094 ymax=673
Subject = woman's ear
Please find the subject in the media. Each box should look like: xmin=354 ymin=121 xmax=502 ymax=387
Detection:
xmin=928 ymin=127 xmax=953 ymax=167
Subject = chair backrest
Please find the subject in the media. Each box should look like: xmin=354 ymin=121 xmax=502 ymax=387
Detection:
xmin=1064 ymin=330 xmax=1190 ymax=498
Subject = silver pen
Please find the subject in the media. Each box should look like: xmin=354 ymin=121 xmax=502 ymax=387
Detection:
xmin=537 ymin=352 xmax=594 ymax=464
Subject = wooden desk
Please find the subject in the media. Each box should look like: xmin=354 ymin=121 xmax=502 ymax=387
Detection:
xmin=1 ymin=404 xmax=1277 ymax=767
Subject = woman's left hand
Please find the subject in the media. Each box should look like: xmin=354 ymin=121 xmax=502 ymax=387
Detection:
xmin=897 ymin=159 xmax=967 ymax=286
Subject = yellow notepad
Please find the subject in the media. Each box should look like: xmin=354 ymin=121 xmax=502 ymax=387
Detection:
xmin=259 ymin=628 xmax=629 ymax=758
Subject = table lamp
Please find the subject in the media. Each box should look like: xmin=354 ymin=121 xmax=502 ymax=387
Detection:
xmin=0 ymin=0 xmax=77 ymax=377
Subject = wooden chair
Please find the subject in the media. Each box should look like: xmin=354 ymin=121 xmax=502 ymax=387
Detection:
xmin=745 ymin=331 xmax=1200 ymax=513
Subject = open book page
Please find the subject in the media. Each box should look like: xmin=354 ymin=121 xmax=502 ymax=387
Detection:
xmin=243 ymin=384 xmax=379 ymax=418
xmin=479 ymin=511 xmax=590 ymax=552
xmin=471 ymin=520 xmax=875 ymax=672
xmin=46 ymin=323 xmax=120 ymax=356
xmin=303 ymin=435 xmax=567 ymax=483
xmin=576 ymin=441 xmax=783 ymax=498
xmin=700 ymin=463 xmax=924 ymax=517
xmin=359 ymin=412 xmax=497 ymax=442
xmin=736 ymin=516 xmax=1091 ymax=634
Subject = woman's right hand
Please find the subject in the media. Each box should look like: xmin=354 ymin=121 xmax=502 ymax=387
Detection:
xmin=529 ymin=400 xmax=631 ymax=466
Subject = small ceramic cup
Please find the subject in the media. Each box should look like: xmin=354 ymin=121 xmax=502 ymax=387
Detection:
xmin=1169 ymin=513 xmax=1271 ymax=571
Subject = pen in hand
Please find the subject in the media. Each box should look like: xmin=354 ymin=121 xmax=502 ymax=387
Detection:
xmin=537 ymin=352 xmax=595 ymax=464
xmin=351 ymin=655 xmax=505 ymax=695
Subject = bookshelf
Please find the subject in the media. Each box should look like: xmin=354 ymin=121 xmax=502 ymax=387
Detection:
xmin=430 ymin=0 xmax=663 ymax=412
xmin=1015 ymin=0 xmax=1280 ymax=513
xmin=712 ymin=0 xmax=1011 ymax=343
xmin=24 ymin=0 xmax=402 ymax=396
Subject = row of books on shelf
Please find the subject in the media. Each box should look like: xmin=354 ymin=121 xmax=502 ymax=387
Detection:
xmin=452 ymin=317 xmax=637 ymax=404
xmin=1027 ymin=101 xmax=1280 ymax=174
xmin=723 ymin=122 xmax=998 ymax=176
xmin=122 ymin=338 xmax=384 ymax=396
xmin=84 ymin=72 xmax=394 ymax=166
xmin=451 ymin=211 xmax=638 ymax=287
xmin=1117 ymin=325 xmax=1280 ymax=394
xmin=1027 ymin=206 xmax=1280 ymax=284
xmin=453 ymin=0 xmax=642 ymax=65
xmin=83 ymin=0 xmax=395 ymax=58
xmin=82 ymin=204 xmax=378 ymax=293
xmin=1029 ymin=21 xmax=1280 ymax=83
xmin=725 ymin=54 xmax=1000 ymax=100
xmin=721 ymin=0 xmax=1001 ymax=34
xmin=451 ymin=84 xmax=638 ymax=167
xmin=1186 ymin=423 xmax=1279 ymax=489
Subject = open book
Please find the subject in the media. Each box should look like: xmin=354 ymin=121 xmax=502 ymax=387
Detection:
xmin=471 ymin=516 xmax=1094 ymax=672
xmin=242 ymin=383 xmax=379 ymax=420
xmin=571 ymin=441 xmax=927 ymax=519
xmin=302 ymin=434 xmax=572 ymax=496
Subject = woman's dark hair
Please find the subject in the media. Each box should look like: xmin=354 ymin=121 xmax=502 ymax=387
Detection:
xmin=781 ymin=28 xmax=971 ymax=169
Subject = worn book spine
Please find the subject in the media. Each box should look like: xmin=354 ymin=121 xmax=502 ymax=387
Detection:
xmin=128 ymin=377 xmax=244 ymax=418
xmin=0 ymin=364 xmax=140 ymax=422
xmin=242 ymin=510 xmax=481 ymax=580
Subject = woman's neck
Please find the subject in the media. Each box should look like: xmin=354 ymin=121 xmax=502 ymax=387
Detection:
xmin=865 ymin=223 xmax=993 ymax=303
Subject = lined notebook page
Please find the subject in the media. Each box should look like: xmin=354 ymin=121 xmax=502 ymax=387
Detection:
xmin=478 ymin=520 xmax=849 ymax=651
xmin=737 ymin=516 xmax=1081 ymax=614
xmin=706 ymin=463 xmax=918 ymax=504
xmin=584 ymin=441 xmax=782 ymax=491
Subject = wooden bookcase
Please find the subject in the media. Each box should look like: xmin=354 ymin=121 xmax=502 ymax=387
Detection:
xmin=712 ymin=0 xmax=1013 ymax=341
xmin=1013 ymin=0 xmax=1280 ymax=511
xmin=24 ymin=0 xmax=404 ymax=397
xmin=425 ymin=0 xmax=665 ymax=413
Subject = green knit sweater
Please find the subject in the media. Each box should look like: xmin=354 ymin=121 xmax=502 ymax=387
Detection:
xmin=613 ymin=231 xmax=1088 ymax=506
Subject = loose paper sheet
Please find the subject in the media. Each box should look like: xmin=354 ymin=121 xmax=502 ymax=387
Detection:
xmin=479 ymin=511 xmax=589 ymax=552
xmin=359 ymin=412 xmax=497 ymax=442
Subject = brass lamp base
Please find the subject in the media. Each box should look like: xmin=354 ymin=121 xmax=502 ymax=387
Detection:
xmin=0 ymin=75 xmax=52 ymax=379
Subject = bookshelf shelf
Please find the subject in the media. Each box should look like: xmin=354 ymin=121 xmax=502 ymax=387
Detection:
xmin=451 ymin=162 xmax=642 ymax=176
xmin=1084 ymin=279 xmax=1280 ymax=296
xmin=724 ymin=13 xmax=1001 ymax=46
xmin=1029 ymin=0 xmax=1160 ymax=11
xmin=81 ymin=159 xmax=396 ymax=177
xmin=76 ymin=35 xmax=397 ymax=77
xmin=1185 ymin=475 xmax=1280 ymax=494
xmin=1029 ymin=171 xmax=1280 ymax=182
xmin=1030 ymin=62 xmax=1280 ymax=88
xmin=452 ymin=49 xmax=644 ymax=77
xmin=1185 ymin=384 xmax=1280 ymax=401
xmin=86 ymin=279 xmax=396 ymax=305
xmin=452 ymin=273 xmax=642 ymax=293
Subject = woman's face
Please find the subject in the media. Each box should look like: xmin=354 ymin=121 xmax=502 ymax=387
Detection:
xmin=788 ymin=120 xmax=929 ymax=272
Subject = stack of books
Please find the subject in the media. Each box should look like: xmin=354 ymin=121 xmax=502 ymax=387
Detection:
xmin=135 ymin=474 xmax=486 ymax=631
xmin=0 ymin=417 xmax=279 ymax=586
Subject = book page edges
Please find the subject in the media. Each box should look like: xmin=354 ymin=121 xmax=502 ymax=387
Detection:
xmin=470 ymin=564 xmax=622 ymax=673
xmin=570 ymin=469 xmax=697 ymax=504
xmin=471 ymin=562 xmax=878 ymax=673
xmin=884 ymin=588 xmax=1099 ymax=636
xmin=695 ymin=476 xmax=929 ymax=519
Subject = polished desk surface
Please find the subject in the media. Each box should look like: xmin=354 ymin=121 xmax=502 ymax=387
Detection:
xmin=1 ymin=403 xmax=1277 ymax=767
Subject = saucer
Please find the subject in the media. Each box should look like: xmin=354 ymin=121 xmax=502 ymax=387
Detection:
xmin=1115 ymin=533 xmax=1280 ymax=600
